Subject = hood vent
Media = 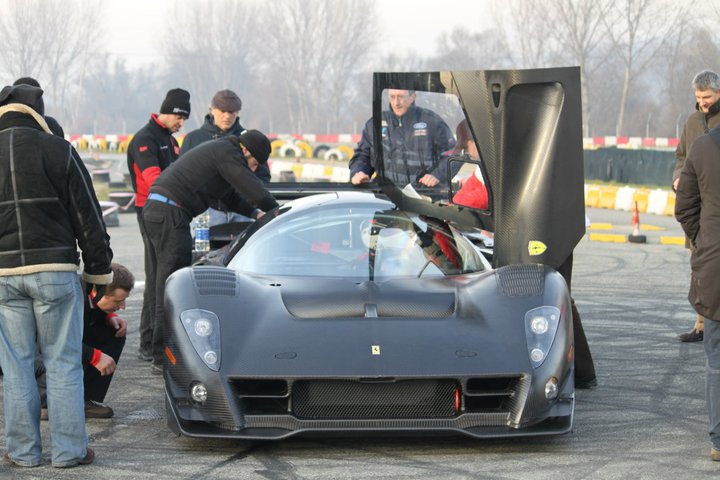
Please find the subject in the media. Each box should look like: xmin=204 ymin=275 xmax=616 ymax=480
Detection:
xmin=192 ymin=267 xmax=237 ymax=296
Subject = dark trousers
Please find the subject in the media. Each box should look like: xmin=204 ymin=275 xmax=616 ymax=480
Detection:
xmin=82 ymin=322 xmax=126 ymax=402
xmin=36 ymin=323 xmax=125 ymax=405
xmin=136 ymin=209 xmax=155 ymax=356
xmin=556 ymin=253 xmax=596 ymax=380
xmin=142 ymin=200 xmax=193 ymax=364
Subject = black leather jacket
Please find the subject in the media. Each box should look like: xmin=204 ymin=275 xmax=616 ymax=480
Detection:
xmin=0 ymin=108 xmax=112 ymax=281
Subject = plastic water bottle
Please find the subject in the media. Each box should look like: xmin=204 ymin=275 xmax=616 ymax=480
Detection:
xmin=194 ymin=210 xmax=210 ymax=252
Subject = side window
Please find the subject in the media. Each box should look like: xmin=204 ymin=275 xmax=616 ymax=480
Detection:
xmin=379 ymin=90 xmax=461 ymax=195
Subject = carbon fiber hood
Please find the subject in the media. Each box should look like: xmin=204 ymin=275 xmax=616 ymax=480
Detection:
xmin=165 ymin=264 xmax=571 ymax=379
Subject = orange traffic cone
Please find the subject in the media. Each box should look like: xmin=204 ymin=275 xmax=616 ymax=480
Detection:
xmin=628 ymin=201 xmax=647 ymax=243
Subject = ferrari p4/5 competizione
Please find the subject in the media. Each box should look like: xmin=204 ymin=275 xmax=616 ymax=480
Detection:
xmin=164 ymin=67 xmax=586 ymax=439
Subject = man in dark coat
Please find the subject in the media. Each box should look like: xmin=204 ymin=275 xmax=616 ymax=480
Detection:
xmin=180 ymin=89 xmax=270 ymax=226
xmin=142 ymin=129 xmax=278 ymax=372
xmin=674 ymin=70 xmax=720 ymax=342
xmin=675 ymin=126 xmax=720 ymax=462
xmin=0 ymin=84 xmax=113 ymax=467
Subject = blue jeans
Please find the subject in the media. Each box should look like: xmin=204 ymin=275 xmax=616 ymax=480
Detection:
xmin=0 ymin=271 xmax=88 ymax=467
xmin=704 ymin=318 xmax=720 ymax=450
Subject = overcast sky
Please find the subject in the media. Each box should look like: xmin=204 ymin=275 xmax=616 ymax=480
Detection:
xmin=102 ymin=0 xmax=493 ymax=66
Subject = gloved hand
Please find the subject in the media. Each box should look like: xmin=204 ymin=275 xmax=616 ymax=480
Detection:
xmin=85 ymin=283 xmax=107 ymax=305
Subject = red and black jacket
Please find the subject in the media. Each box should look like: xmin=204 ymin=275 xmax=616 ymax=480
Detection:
xmin=126 ymin=114 xmax=180 ymax=209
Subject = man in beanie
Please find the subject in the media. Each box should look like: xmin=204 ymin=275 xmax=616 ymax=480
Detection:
xmin=0 ymin=84 xmax=113 ymax=467
xmin=12 ymin=77 xmax=64 ymax=137
xmin=127 ymin=88 xmax=190 ymax=363
xmin=142 ymin=130 xmax=278 ymax=372
xmin=180 ymin=89 xmax=271 ymax=226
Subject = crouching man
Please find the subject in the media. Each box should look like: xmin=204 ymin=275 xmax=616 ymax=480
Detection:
xmin=39 ymin=263 xmax=134 ymax=419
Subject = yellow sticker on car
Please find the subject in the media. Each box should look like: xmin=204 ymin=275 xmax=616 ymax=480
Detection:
xmin=372 ymin=345 xmax=381 ymax=355
xmin=528 ymin=241 xmax=547 ymax=256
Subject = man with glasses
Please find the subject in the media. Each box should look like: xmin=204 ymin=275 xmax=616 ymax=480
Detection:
xmin=349 ymin=89 xmax=456 ymax=187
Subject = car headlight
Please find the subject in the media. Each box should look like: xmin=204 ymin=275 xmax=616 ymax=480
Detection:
xmin=190 ymin=382 xmax=208 ymax=403
xmin=180 ymin=309 xmax=221 ymax=371
xmin=524 ymin=306 xmax=560 ymax=368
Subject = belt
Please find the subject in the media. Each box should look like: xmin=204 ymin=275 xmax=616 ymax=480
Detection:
xmin=147 ymin=193 xmax=181 ymax=208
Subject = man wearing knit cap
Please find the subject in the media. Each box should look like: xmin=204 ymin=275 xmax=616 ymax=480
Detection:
xmin=12 ymin=77 xmax=64 ymax=137
xmin=180 ymin=89 xmax=271 ymax=226
xmin=0 ymin=83 xmax=113 ymax=467
xmin=142 ymin=129 xmax=278 ymax=372
xmin=127 ymin=88 xmax=190 ymax=365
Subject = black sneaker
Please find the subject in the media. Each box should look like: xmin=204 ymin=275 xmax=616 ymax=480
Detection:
xmin=575 ymin=375 xmax=598 ymax=389
xmin=137 ymin=349 xmax=153 ymax=362
xmin=678 ymin=329 xmax=703 ymax=343
xmin=84 ymin=400 xmax=114 ymax=419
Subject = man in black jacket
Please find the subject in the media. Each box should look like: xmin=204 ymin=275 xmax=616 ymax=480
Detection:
xmin=80 ymin=263 xmax=134 ymax=418
xmin=142 ymin=129 xmax=278 ymax=372
xmin=0 ymin=84 xmax=112 ymax=468
xmin=349 ymin=89 xmax=456 ymax=187
xmin=127 ymin=88 xmax=190 ymax=362
xmin=180 ymin=89 xmax=271 ymax=226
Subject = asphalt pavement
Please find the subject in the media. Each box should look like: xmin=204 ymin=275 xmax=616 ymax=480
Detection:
xmin=0 ymin=207 xmax=716 ymax=479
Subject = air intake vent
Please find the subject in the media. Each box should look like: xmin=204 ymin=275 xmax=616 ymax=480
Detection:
xmin=496 ymin=264 xmax=544 ymax=296
xmin=192 ymin=267 xmax=237 ymax=296
xmin=292 ymin=379 xmax=457 ymax=419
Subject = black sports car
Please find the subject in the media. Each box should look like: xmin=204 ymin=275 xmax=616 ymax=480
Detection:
xmin=163 ymin=67 xmax=585 ymax=439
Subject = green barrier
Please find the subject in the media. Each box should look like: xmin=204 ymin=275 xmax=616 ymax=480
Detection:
xmin=584 ymin=147 xmax=675 ymax=187
xmin=93 ymin=182 xmax=110 ymax=201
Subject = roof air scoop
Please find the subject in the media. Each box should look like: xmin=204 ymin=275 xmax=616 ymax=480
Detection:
xmin=492 ymin=83 xmax=501 ymax=108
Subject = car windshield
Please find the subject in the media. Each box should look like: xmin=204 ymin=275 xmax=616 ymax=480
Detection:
xmin=226 ymin=204 xmax=486 ymax=280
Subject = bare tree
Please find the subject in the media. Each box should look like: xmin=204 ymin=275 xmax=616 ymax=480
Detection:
xmin=164 ymin=0 xmax=260 ymax=128
xmin=0 ymin=0 xmax=46 ymax=78
xmin=0 ymin=0 xmax=103 ymax=131
xmin=257 ymin=0 xmax=381 ymax=133
xmin=601 ymin=0 xmax=688 ymax=135
xmin=549 ymin=0 xmax=613 ymax=136
xmin=429 ymin=26 xmax=513 ymax=71
xmin=494 ymin=0 xmax=558 ymax=67
xmin=73 ymin=58 xmax=166 ymax=134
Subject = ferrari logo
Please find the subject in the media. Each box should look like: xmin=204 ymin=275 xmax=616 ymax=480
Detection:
xmin=528 ymin=240 xmax=547 ymax=256
xmin=371 ymin=345 xmax=381 ymax=355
